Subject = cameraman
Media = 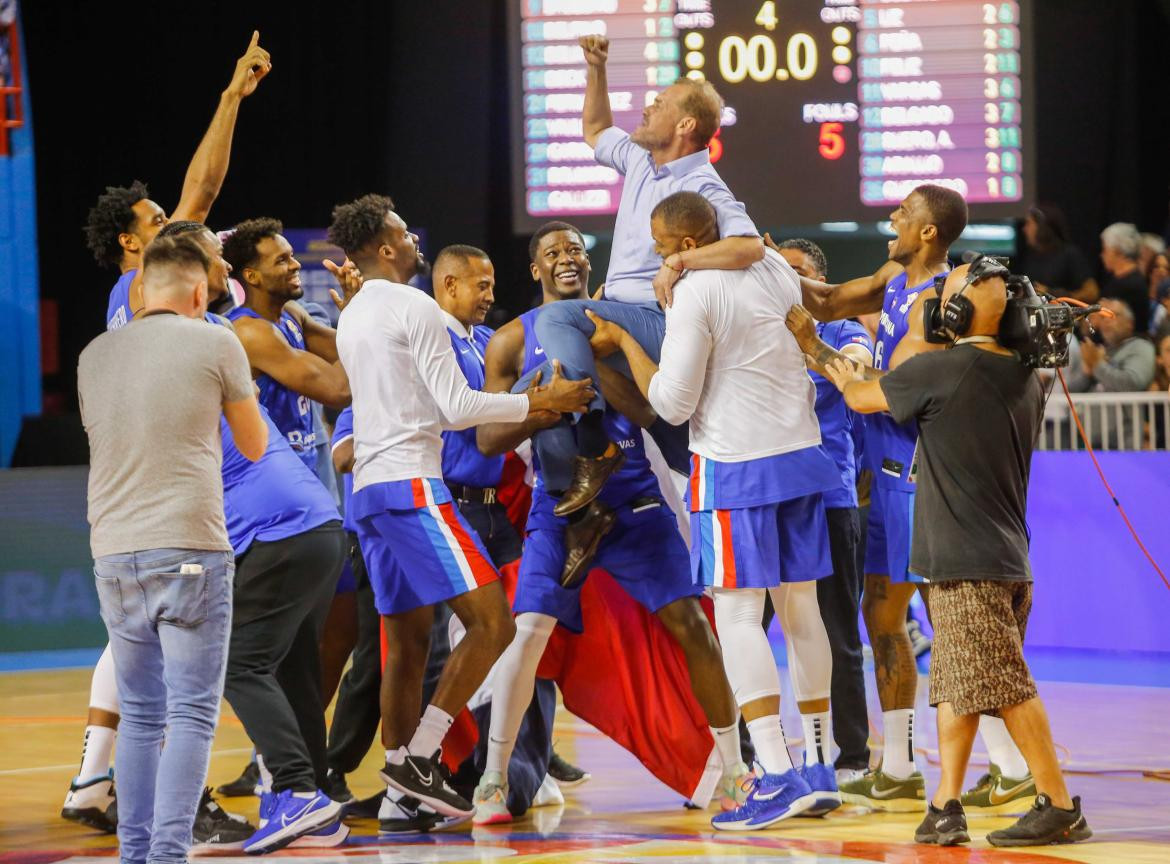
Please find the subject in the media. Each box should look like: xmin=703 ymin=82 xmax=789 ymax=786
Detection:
xmin=823 ymin=262 xmax=1091 ymax=849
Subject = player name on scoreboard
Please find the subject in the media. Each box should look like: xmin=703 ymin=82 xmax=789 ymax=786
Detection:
xmin=522 ymin=0 xmax=681 ymax=216
xmin=857 ymin=0 xmax=1023 ymax=206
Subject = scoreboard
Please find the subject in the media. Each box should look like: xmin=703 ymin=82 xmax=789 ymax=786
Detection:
xmin=509 ymin=0 xmax=1033 ymax=232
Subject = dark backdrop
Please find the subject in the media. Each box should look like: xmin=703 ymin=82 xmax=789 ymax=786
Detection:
xmin=20 ymin=0 xmax=1170 ymax=419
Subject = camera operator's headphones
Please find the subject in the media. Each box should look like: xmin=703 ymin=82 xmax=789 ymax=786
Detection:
xmin=930 ymin=253 xmax=1012 ymax=338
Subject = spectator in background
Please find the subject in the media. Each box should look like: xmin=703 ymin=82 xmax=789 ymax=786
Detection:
xmin=1099 ymin=223 xmax=1150 ymax=333
xmin=1018 ymin=204 xmax=1098 ymax=302
xmin=1139 ymin=233 xmax=1165 ymax=279
xmin=1146 ymin=252 xmax=1170 ymax=336
xmin=1151 ymin=332 xmax=1170 ymax=394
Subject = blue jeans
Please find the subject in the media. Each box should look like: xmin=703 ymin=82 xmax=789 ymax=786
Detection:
xmin=95 ymin=548 xmax=234 ymax=864
xmin=521 ymin=299 xmax=690 ymax=478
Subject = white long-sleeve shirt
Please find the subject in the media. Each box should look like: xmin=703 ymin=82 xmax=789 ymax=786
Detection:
xmin=648 ymin=248 xmax=822 ymax=463
xmin=336 ymin=279 xmax=528 ymax=491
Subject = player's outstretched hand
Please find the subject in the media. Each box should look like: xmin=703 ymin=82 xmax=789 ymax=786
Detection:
xmin=227 ymin=31 xmax=272 ymax=99
xmin=324 ymin=257 xmax=363 ymax=312
xmin=584 ymin=309 xmax=627 ymax=358
xmin=528 ymin=360 xmax=595 ymax=415
xmin=824 ymin=357 xmax=864 ymax=393
xmin=785 ymin=304 xmax=818 ymax=353
xmin=523 ymin=369 xmax=563 ymax=429
xmin=579 ymin=35 xmax=609 ymax=67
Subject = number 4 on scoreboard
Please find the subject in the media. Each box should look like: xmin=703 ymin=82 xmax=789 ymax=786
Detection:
xmin=756 ymin=2 xmax=778 ymax=31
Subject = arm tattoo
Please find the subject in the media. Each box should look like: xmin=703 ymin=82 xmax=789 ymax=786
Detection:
xmin=806 ymin=337 xmax=886 ymax=381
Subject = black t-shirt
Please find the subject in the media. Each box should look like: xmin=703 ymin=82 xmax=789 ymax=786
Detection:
xmin=1020 ymin=244 xmax=1093 ymax=297
xmin=879 ymin=345 xmax=1045 ymax=583
xmin=1101 ymin=269 xmax=1150 ymax=333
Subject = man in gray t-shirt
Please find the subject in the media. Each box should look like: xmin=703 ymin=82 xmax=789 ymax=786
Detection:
xmin=78 ymin=235 xmax=266 ymax=864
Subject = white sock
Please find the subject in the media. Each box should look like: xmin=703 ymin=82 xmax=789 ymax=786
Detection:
xmin=710 ymin=723 xmax=743 ymax=773
xmin=979 ymin=715 xmax=1030 ymax=777
xmin=386 ymin=746 xmax=407 ymax=766
xmin=801 ymin=712 xmax=832 ymax=766
xmin=485 ymin=613 xmax=556 ymax=776
xmin=78 ymin=726 xmax=115 ymax=781
xmin=407 ymin=705 xmax=454 ymax=759
xmin=746 ymin=715 xmax=794 ymax=775
xmin=257 ymin=753 xmax=273 ymax=793
xmin=292 ymin=791 xmax=316 ymax=799
xmin=881 ymin=708 xmax=917 ymax=778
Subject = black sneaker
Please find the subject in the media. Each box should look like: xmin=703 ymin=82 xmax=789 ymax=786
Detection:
xmin=379 ymin=751 xmax=474 ymax=818
xmin=324 ymin=769 xmax=354 ymax=804
xmin=548 ymin=750 xmax=590 ymax=788
xmin=192 ymin=788 xmax=255 ymax=848
xmin=987 ymin=794 xmax=1092 ymax=847
xmin=216 ymin=760 xmax=261 ymax=797
xmin=915 ymin=799 xmax=970 ymax=846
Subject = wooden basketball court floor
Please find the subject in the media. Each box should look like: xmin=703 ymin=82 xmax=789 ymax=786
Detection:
xmin=2 ymin=658 xmax=1168 ymax=864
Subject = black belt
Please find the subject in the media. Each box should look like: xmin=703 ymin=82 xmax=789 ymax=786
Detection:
xmin=447 ymin=483 xmax=499 ymax=505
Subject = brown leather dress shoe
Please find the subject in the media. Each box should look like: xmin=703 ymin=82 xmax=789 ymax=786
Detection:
xmin=560 ymin=500 xmax=618 ymax=588
xmin=553 ymin=449 xmax=626 ymax=516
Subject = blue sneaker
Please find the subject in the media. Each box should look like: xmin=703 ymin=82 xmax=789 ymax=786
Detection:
xmin=711 ymin=769 xmax=817 ymax=831
xmin=243 ymin=789 xmax=341 ymax=854
xmin=798 ymin=762 xmax=841 ymax=816
xmin=289 ymin=819 xmax=350 ymax=848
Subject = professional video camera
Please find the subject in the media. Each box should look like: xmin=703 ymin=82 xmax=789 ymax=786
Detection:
xmin=923 ymin=253 xmax=1102 ymax=368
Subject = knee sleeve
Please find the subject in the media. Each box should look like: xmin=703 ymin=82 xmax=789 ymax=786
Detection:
xmin=771 ymin=582 xmax=832 ymax=703
xmin=90 ymin=643 xmax=120 ymax=714
xmin=713 ymin=589 xmax=782 ymax=707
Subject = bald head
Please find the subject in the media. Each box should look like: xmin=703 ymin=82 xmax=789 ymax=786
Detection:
xmin=432 ymin=244 xmax=495 ymax=328
xmin=142 ymin=235 xmax=211 ymax=319
xmin=940 ymin=263 xmax=1007 ymax=337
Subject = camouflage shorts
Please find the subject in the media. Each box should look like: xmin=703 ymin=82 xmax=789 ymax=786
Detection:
xmin=928 ymin=579 xmax=1037 ymax=717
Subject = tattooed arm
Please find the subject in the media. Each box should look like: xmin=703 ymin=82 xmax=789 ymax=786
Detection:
xmin=786 ymin=304 xmax=882 ymax=380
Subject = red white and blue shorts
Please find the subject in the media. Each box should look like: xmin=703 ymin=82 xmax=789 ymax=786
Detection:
xmin=355 ymin=478 xmax=498 ymax=615
xmin=690 ymin=492 xmax=831 ymax=589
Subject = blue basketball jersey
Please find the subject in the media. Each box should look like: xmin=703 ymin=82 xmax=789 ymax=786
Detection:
xmin=205 ymin=314 xmax=339 ymax=555
xmin=226 ymin=305 xmax=317 ymax=469
xmin=332 ymin=407 xmax=356 ymax=533
xmin=811 ymin=320 xmax=873 ymax=508
xmin=441 ymin=323 xmax=505 ymax=489
xmin=106 ymin=270 xmax=136 ymax=331
xmin=519 ymin=307 xmax=658 ymax=528
xmin=865 ymin=270 xmax=936 ymax=490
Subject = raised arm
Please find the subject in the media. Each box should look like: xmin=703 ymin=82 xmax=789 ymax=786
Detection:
xmin=476 ymin=322 xmax=561 ymax=456
xmin=171 ymin=32 xmax=271 ymax=223
xmin=284 ymin=301 xmax=339 ymax=363
xmin=786 ymin=304 xmax=883 ymax=379
xmin=233 ymin=316 xmax=351 ymax=408
xmin=579 ymin=36 xmax=612 ymax=149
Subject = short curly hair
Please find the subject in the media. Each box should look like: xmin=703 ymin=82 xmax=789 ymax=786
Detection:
xmin=84 ymin=180 xmax=150 ymax=270
xmin=776 ymin=238 xmax=828 ymax=280
xmin=528 ymin=221 xmax=585 ymax=263
xmin=327 ymin=194 xmax=396 ymax=257
xmin=222 ymin=217 xmax=284 ymax=275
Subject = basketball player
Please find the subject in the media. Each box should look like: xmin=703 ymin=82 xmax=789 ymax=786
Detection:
xmin=471 ymin=220 xmax=746 ymax=825
xmin=795 ymin=185 xmax=1036 ymax=813
xmin=590 ymin=192 xmax=840 ymax=830
xmin=222 ymin=218 xmax=352 ymax=471
xmin=87 ymin=32 xmax=271 ymax=331
xmin=775 ymin=239 xmax=875 ymax=786
xmin=329 ymin=194 xmax=593 ymax=818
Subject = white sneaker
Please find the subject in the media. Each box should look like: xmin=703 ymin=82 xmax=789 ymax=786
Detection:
xmin=62 ymin=772 xmax=117 ymax=833
xmin=472 ymin=771 xmax=511 ymax=825
xmin=532 ymin=773 xmax=564 ymax=808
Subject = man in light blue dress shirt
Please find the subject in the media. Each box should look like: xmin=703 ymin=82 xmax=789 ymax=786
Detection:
xmin=525 ymin=34 xmax=763 ymax=524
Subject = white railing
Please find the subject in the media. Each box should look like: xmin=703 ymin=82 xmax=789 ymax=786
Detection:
xmin=1040 ymin=389 xmax=1170 ymax=451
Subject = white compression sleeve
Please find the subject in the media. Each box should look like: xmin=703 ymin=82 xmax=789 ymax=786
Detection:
xmin=484 ymin=612 xmax=557 ymax=776
xmin=770 ymin=582 xmax=832 ymax=703
xmin=89 ymin=642 xmax=120 ymax=713
xmin=712 ymin=588 xmax=782 ymax=707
